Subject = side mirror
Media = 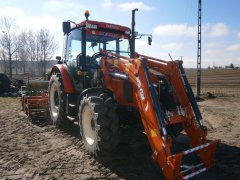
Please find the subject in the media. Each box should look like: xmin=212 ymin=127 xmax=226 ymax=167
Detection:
xmin=56 ymin=56 xmax=61 ymax=61
xmin=56 ymin=56 xmax=63 ymax=64
xmin=148 ymin=36 xmax=152 ymax=46
xmin=63 ymin=21 xmax=71 ymax=34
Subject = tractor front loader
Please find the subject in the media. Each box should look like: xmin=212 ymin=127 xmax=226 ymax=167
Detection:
xmin=46 ymin=10 xmax=219 ymax=179
xmin=100 ymin=51 xmax=219 ymax=179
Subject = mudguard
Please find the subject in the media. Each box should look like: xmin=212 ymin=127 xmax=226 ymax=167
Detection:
xmin=51 ymin=64 xmax=75 ymax=93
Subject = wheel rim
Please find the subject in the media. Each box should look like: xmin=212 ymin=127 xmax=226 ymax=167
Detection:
xmin=50 ymin=82 xmax=59 ymax=119
xmin=82 ymin=104 xmax=96 ymax=145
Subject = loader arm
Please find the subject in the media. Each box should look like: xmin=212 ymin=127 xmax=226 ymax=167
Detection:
xmin=100 ymin=51 xmax=219 ymax=179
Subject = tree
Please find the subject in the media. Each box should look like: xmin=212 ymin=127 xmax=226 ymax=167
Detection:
xmin=0 ymin=17 xmax=57 ymax=77
xmin=27 ymin=30 xmax=37 ymax=75
xmin=0 ymin=17 xmax=18 ymax=78
xmin=36 ymin=29 xmax=57 ymax=75
xmin=16 ymin=29 xmax=57 ymax=76
xmin=0 ymin=49 xmax=7 ymax=74
xmin=28 ymin=30 xmax=36 ymax=62
xmin=17 ymin=31 xmax=29 ymax=74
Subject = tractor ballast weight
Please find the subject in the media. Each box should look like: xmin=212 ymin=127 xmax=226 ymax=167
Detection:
xmin=46 ymin=10 xmax=219 ymax=179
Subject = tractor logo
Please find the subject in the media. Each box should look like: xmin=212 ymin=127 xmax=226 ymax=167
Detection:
xmin=136 ymin=77 xmax=145 ymax=100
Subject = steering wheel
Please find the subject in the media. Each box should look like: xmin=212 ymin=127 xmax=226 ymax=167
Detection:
xmin=90 ymin=52 xmax=105 ymax=65
xmin=76 ymin=53 xmax=82 ymax=62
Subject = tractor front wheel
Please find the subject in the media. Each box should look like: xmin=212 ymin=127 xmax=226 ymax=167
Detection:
xmin=79 ymin=93 xmax=119 ymax=155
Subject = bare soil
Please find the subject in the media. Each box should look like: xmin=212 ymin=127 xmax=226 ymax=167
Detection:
xmin=186 ymin=69 xmax=240 ymax=96
xmin=0 ymin=97 xmax=239 ymax=180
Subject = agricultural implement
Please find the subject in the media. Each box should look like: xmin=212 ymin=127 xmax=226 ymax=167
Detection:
xmin=23 ymin=9 xmax=219 ymax=179
xmin=21 ymin=80 xmax=49 ymax=119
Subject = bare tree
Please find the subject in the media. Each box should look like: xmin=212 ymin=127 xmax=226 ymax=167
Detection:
xmin=0 ymin=17 xmax=58 ymax=77
xmin=26 ymin=30 xmax=38 ymax=76
xmin=28 ymin=31 xmax=36 ymax=62
xmin=0 ymin=17 xmax=18 ymax=78
xmin=0 ymin=49 xmax=7 ymax=74
xmin=35 ymin=33 xmax=42 ymax=75
xmin=36 ymin=29 xmax=57 ymax=75
xmin=17 ymin=31 xmax=29 ymax=74
xmin=16 ymin=29 xmax=57 ymax=76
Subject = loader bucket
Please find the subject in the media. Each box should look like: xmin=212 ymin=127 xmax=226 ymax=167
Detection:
xmin=167 ymin=140 xmax=220 ymax=179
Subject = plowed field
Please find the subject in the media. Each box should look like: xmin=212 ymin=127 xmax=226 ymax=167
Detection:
xmin=0 ymin=96 xmax=239 ymax=179
xmin=186 ymin=69 xmax=240 ymax=96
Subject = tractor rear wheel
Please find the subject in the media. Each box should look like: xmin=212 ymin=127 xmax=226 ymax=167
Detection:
xmin=48 ymin=74 xmax=67 ymax=128
xmin=79 ymin=93 xmax=119 ymax=155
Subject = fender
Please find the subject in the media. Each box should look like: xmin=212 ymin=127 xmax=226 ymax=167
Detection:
xmin=51 ymin=64 xmax=75 ymax=93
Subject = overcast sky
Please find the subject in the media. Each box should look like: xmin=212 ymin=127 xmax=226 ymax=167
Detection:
xmin=0 ymin=0 xmax=239 ymax=68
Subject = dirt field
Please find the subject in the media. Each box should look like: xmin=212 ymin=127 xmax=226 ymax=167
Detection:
xmin=0 ymin=97 xmax=240 ymax=180
xmin=186 ymin=68 xmax=240 ymax=96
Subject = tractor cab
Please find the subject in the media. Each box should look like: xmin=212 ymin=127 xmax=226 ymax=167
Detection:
xmin=62 ymin=17 xmax=131 ymax=70
xmin=61 ymin=12 xmax=131 ymax=91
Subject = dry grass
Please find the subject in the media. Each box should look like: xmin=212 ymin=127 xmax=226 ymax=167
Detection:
xmin=0 ymin=97 xmax=20 ymax=110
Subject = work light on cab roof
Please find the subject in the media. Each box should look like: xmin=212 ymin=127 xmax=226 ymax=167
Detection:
xmin=84 ymin=10 xmax=90 ymax=20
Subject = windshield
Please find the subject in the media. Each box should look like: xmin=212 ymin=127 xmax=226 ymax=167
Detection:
xmin=65 ymin=28 xmax=130 ymax=63
xmin=106 ymin=39 xmax=130 ymax=56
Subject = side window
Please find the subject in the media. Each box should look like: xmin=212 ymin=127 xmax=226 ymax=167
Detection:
xmin=63 ymin=35 xmax=67 ymax=60
xmin=69 ymin=39 xmax=81 ymax=62
xmin=105 ymin=39 xmax=129 ymax=57
xmin=119 ymin=39 xmax=130 ymax=57
xmin=64 ymin=29 xmax=82 ymax=66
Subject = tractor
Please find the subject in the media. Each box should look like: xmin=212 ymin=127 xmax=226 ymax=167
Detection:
xmin=48 ymin=9 xmax=219 ymax=179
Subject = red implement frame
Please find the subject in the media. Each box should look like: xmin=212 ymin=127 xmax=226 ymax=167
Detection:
xmin=22 ymin=91 xmax=48 ymax=117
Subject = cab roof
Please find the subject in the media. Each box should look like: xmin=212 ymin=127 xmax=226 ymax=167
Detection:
xmin=70 ymin=20 xmax=131 ymax=42
xmin=75 ymin=20 xmax=131 ymax=34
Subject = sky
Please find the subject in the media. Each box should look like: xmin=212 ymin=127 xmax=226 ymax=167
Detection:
xmin=0 ymin=0 xmax=239 ymax=68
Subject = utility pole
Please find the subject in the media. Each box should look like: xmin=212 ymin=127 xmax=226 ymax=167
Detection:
xmin=196 ymin=0 xmax=202 ymax=97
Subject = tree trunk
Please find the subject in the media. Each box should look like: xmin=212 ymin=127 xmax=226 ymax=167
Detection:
xmin=3 ymin=59 xmax=6 ymax=74
xmin=15 ymin=53 xmax=18 ymax=75
xmin=23 ymin=60 xmax=25 ymax=74
xmin=9 ymin=53 xmax=12 ymax=78
xmin=15 ymin=60 xmax=17 ymax=75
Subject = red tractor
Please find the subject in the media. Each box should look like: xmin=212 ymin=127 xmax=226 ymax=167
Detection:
xmin=48 ymin=10 xmax=219 ymax=179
